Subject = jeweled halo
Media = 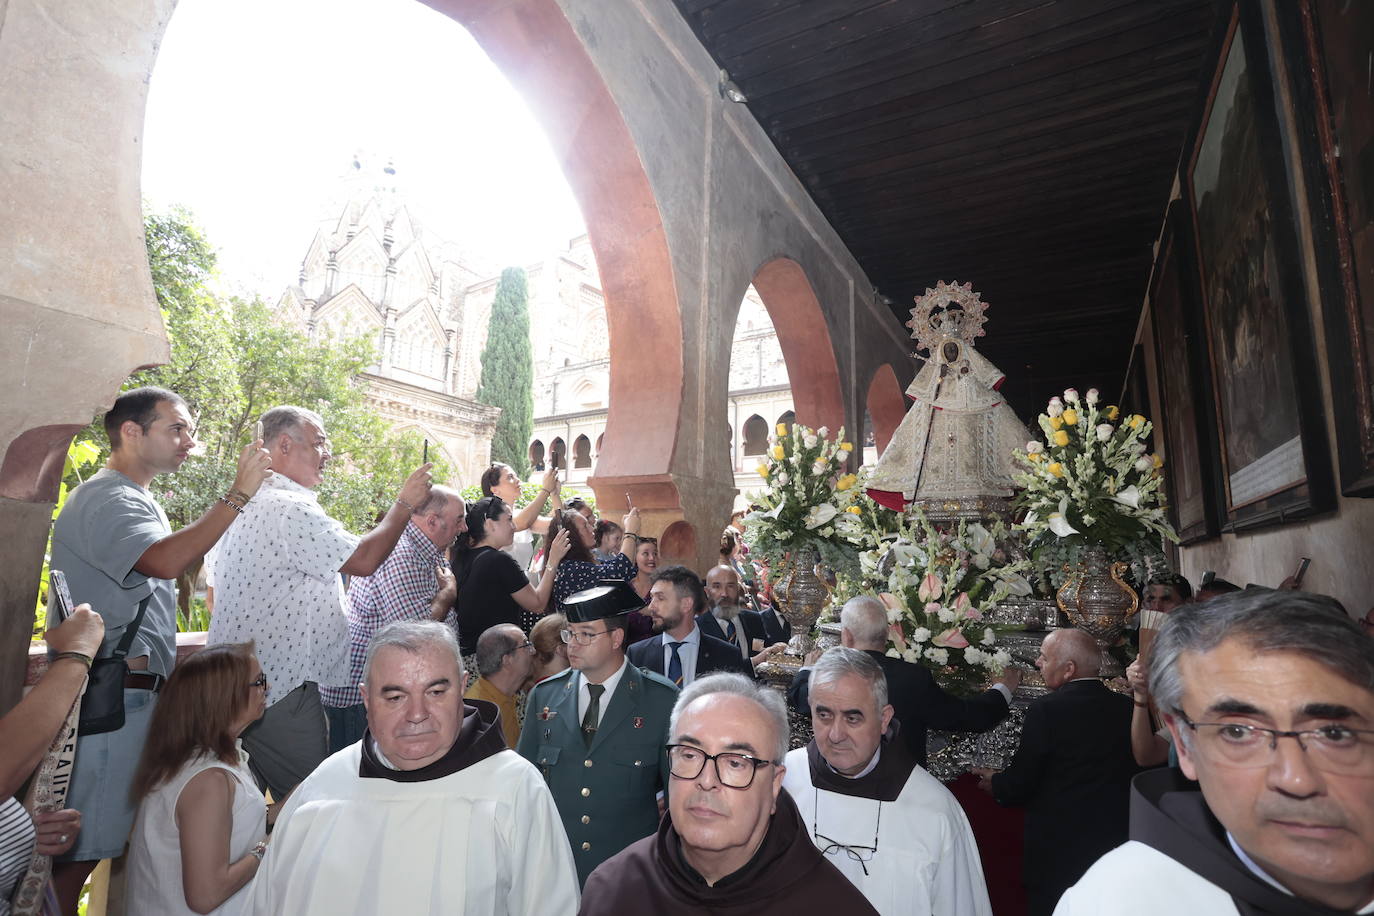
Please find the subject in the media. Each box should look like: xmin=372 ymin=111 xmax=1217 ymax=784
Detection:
xmin=906 ymin=280 xmax=989 ymax=356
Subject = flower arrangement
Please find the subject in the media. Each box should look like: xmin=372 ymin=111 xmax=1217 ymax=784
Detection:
xmin=1013 ymin=387 xmax=1177 ymax=585
xmin=743 ymin=423 xmax=860 ymax=579
xmin=864 ymin=509 xmax=1033 ymax=695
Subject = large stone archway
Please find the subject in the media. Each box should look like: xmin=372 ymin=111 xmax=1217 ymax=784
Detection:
xmin=0 ymin=0 xmax=911 ymax=696
xmin=865 ymin=364 xmax=908 ymax=453
xmin=750 ymin=257 xmax=846 ymax=436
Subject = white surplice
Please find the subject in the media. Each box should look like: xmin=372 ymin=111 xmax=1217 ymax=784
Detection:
xmin=782 ymin=747 xmax=992 ymax=916
xmin=249 ymin=743 xmax=580 ymax=915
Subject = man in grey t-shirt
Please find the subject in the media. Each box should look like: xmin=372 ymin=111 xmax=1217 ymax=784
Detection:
xmin=49 ymin=386 xmax=271 ymax=912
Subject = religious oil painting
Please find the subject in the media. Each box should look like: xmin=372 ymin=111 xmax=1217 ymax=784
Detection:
xmin=1299 ymin=0 xmax=1374 ymax=495
xmin=1150 ymin=207 xmax=1218 ymax=544
xmin=1185 ymin=7 xmax=1333 ymax=529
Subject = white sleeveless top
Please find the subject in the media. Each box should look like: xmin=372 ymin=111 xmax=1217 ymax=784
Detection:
xmin=127 ymin=747 xmax=266 ymax=916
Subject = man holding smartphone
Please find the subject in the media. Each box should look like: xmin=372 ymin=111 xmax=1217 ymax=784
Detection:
xmin=49 ymin=386 xmax=271 ymax=912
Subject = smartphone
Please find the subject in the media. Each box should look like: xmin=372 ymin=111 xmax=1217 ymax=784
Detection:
xmin=625 ymin=491 xmax=634 ymax=510
xmin=1200 ymin=570 xmax=1216 ymax=587
xmin=254 ymin=419 xmax=264 ymax=443
xmin=423 ymin=439 xmax=429 ymax=464
xmin=1292 ymin=557 xmax=1311 ymax=586
xmin=48 ymin=570 xmax=74 ymax=625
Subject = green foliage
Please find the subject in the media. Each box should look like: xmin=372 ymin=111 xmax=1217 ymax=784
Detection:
xmin=475 ymin=268 xmax=533 ymax=477
xmin=33 ymin=439 xmax=103 ymax=639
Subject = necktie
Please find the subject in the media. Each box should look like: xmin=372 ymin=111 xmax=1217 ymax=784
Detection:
xmin=723 ymin=618 xmax=737 ymax=644
xmin=668 ymin=642 xmax=685 ymax=686
xmin=582 ymin=683 xmax=604 ymax=748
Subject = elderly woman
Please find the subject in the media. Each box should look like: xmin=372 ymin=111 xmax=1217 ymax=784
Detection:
xmin=546 ymin=507 xmax=641 ymax=613
xmin=451 ymin=496 xmax=571 ymax=647
xmin=127 ymin=642 xmax=271 ymax=915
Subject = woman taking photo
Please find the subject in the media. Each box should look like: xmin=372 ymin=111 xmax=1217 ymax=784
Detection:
xmin=547 ymin=506 xmax=641 ymax=612
xmin=451 ymin=496 xmax=571 ymax=651
xmin=624 ymin=535 xmax=659 ymax=644
xmin=127 ymin=642 xmax=270 ymax=915
xmin=479 ymin=464 xmax=562 ymax=576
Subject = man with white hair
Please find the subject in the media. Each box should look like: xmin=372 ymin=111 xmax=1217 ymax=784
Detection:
xmin=783 ymin=647 xmax=993 ymax=914
xmin=972 ymin=628 xmax=1138 ymax=916
xmin=578 ymin=673 xmax=876 ymax=914
xmin=208 ymin=405 xmax=434 ymax=797
xmin=788 ymin=595 xmax=1017 ymax=764
xmin=1057 ymin=589 xmax=1374 ymax=914
xmin=251 ymin=620 xmax=579 ymax=914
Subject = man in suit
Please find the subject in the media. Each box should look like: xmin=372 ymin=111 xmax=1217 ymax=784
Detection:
xmin=699 ymin=565 xmax=787 ymax=668
xmin=973 ymin=627 xmax=1139 ymax=916
xmin=518 ymin=580 xmax=679 ymax=885
xmin=628 ymin=565 xmax=753 ymax=684
xmin=788 ymin=595 xmax=1017 ymax=765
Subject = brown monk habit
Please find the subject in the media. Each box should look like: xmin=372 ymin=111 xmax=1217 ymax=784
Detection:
xmin=578 ymin=788 xmax=877 ymax=915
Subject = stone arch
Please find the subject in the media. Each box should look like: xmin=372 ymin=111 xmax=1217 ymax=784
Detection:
xmin=529 ymin=439 xmax=545 ymax=471
xmin=750 ymin=258 xmax=845 ymax=436
xmin=776 ymin=410 xmax=796 ymax=437
xmin=573 ymin=434 xmax=592 ymax=469
xmin=742 ymin=415 xmax=768 ymax=455
xmin=595 ymin=432 xmax=604 ymax=454
xmin=549 ymin=436 xmax=566 ymax=471
xmin=865 ymin=364 xmax=906 ymax=453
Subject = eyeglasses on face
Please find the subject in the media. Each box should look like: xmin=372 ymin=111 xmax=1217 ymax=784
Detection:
xmin=665 ymin=743 xmax=777 ymax=789
xmin=559 ymin=627 xmax=611 ymax=646
xmin=248 ymin=673 xmax=269 ymax=690
xmin=1175 ymin=712 xmax=1374 ymax=775
xmin=504 ymin=640 xmax=535 ymax=656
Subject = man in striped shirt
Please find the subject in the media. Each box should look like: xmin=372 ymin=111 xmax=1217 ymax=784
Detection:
xmin=319 ymin=485 xmax=466 ymax=752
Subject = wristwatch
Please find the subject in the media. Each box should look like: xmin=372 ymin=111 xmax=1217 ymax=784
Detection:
xmin=249 ymin=840 xmax=268 ymax=861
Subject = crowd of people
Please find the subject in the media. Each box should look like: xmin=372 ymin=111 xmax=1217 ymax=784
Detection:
xmin=6 ymin=383 xmax=1372 ymax=915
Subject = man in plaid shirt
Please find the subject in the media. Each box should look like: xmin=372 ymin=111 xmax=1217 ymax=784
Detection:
xmin=320 ymin=485 xmax=466 ymax=751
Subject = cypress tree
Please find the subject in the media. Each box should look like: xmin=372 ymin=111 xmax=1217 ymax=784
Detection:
xmin=476 ymin=266 xmax=534 ymax=476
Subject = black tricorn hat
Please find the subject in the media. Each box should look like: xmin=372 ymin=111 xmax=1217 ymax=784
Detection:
xmin=563 ymin=579 xmax=644 ymax=624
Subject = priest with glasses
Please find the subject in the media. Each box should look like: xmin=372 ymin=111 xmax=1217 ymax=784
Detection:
xmin=783 ymin=648 xmax=992 ymax=914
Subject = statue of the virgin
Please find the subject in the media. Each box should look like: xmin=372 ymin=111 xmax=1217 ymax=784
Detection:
xmin=866 ymin=281 xmax=1029 ymax=519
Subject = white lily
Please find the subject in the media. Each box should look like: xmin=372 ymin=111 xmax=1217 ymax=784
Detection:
xmin=767 ymin=500 xmax=787 ymax=519
xmin=803 ymin=503 xmax=838 ymax=529
xmin=1048 ymin=497 xmax=1080 ymax=537
xmin=1113 ymin=485 xmax=1142 ymax=509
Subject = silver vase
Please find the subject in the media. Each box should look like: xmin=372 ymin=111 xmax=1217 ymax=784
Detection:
xmin=1055 ymin=543 xmax=1137 ymax=676
xmin=772 ymin=544 xmax=831 ymax=658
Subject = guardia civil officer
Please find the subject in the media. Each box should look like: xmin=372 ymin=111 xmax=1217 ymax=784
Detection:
xmin=517 ymin=580 xmax=679 ymax=886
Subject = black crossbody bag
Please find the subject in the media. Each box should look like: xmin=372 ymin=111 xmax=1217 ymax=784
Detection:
xmin=77 ymin=593 xmax=152 ymax=736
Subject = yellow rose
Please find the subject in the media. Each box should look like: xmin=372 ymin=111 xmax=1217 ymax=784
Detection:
xmin=1048 ymin=416 xmax=1065 ymax=431
xmin=1104 ymin=405 xmax=1120 ymax=420
xmin=1027 ymin=452 xmax=1044 ymax=463
xmin=1128 ymin=414 xmax=1145 ymax=429
xmin=1052 ymin=429 xmax=1070 ymax=447
xmin=845 ymin=505 xmax=863 ymax=515
xmin=1062 ymin=408 xmax=1078 ymax=426
xmin=1047 ymin=462 xmax=1065 ymax=478
xmin=840 ymin=442 xmax=853 ymax=451
xmin=1152 ymin=453 xmax=1164 ymax=468
xmin=776 ymin=423 xmax=789 ymax=437
xmin=771 ymin=445 xmax=785 ymax=460
xmin=756 ymin=463 xmax=769 ymax=478
xmin=835 ymin=473 xmax=858 ymax=491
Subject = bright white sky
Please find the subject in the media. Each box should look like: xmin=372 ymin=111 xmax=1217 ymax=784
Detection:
xmin=141 ymin=0 xmax=586 ymax=298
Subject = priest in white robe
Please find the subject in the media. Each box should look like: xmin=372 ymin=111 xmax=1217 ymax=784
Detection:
xmin=250 ymin=619 xmax=580 ymax=915
xmin=783 ymin=647 xmax=992 ymax=916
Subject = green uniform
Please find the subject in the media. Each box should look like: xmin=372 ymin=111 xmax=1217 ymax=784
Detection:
xmin=517 ymin=662 xmax=678 ymax=885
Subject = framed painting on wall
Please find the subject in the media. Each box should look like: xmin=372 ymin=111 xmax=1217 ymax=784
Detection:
xmin=1281 ymin=0 xmax=1374 ymax=496
xmin=1149 ymin=204 xmax=1221 ymax=544
xmin=1183 ymin=4 xmax=1334 ymax=530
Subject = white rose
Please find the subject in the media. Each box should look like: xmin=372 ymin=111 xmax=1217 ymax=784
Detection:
xmin=1134 ymin=456 xmax=1152 ymax=472
xmin=1026 ymin=440 xmax=1044 ymax=454
xmin=836 ymin=448 xmax=851 ymax=461
xmin=817 ymin=426 xmax=829 ymax=439
xmin=776 ymin=472 xmax=789 ymax=485
xmin=803 ymin=433 xmax=819 ymax=449
xmin=812 ymin=459 xmax=827 ymax=474
xmin=1096 ymin=424 xmax=1114 ymax=441
xmin=982 ymin=627 xmax=995 ymax=646
xmin=1047 ymin=401 xmax=1064 ymax=418
xmin=973 ymin=553 xmax=990 ymax=570
xmin=1064 ymin=387 xmax=1080 ymax=404
xmin=1086 ymin=388 xmax=1100 ymax=406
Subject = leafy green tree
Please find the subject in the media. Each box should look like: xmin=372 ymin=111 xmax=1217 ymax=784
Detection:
xmin=475 ymin=267 xmax=533 ymax=476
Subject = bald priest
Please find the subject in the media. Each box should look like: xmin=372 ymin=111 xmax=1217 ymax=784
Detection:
xmin=578 ymin=673 xmax=877 ymax=916
xmin=251 ymin=620 xmax=579 ymax=915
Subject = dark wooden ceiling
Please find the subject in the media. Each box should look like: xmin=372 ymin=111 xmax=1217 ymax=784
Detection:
xmin=671 ymin=0 xmax=1221 ymax=418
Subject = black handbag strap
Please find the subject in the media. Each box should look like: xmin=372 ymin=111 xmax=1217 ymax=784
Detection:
xmin=110 ymin=592 xmax=154 ymax=661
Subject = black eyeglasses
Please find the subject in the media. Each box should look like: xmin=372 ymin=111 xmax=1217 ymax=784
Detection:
xmin=812 ymin=789 xmax=881 ymax=876
xmin=248 ymin=673 xmax=268 ymax=690
xmin=505 ymin=640 xmax=535 ymax=656
xmin=665 ymin=744 xmax=777 ymax=789
xmin=559 ymin=628 xmax=611 ymax=647
xmin=1175 ymin=711 xmax=1374 ymax=775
